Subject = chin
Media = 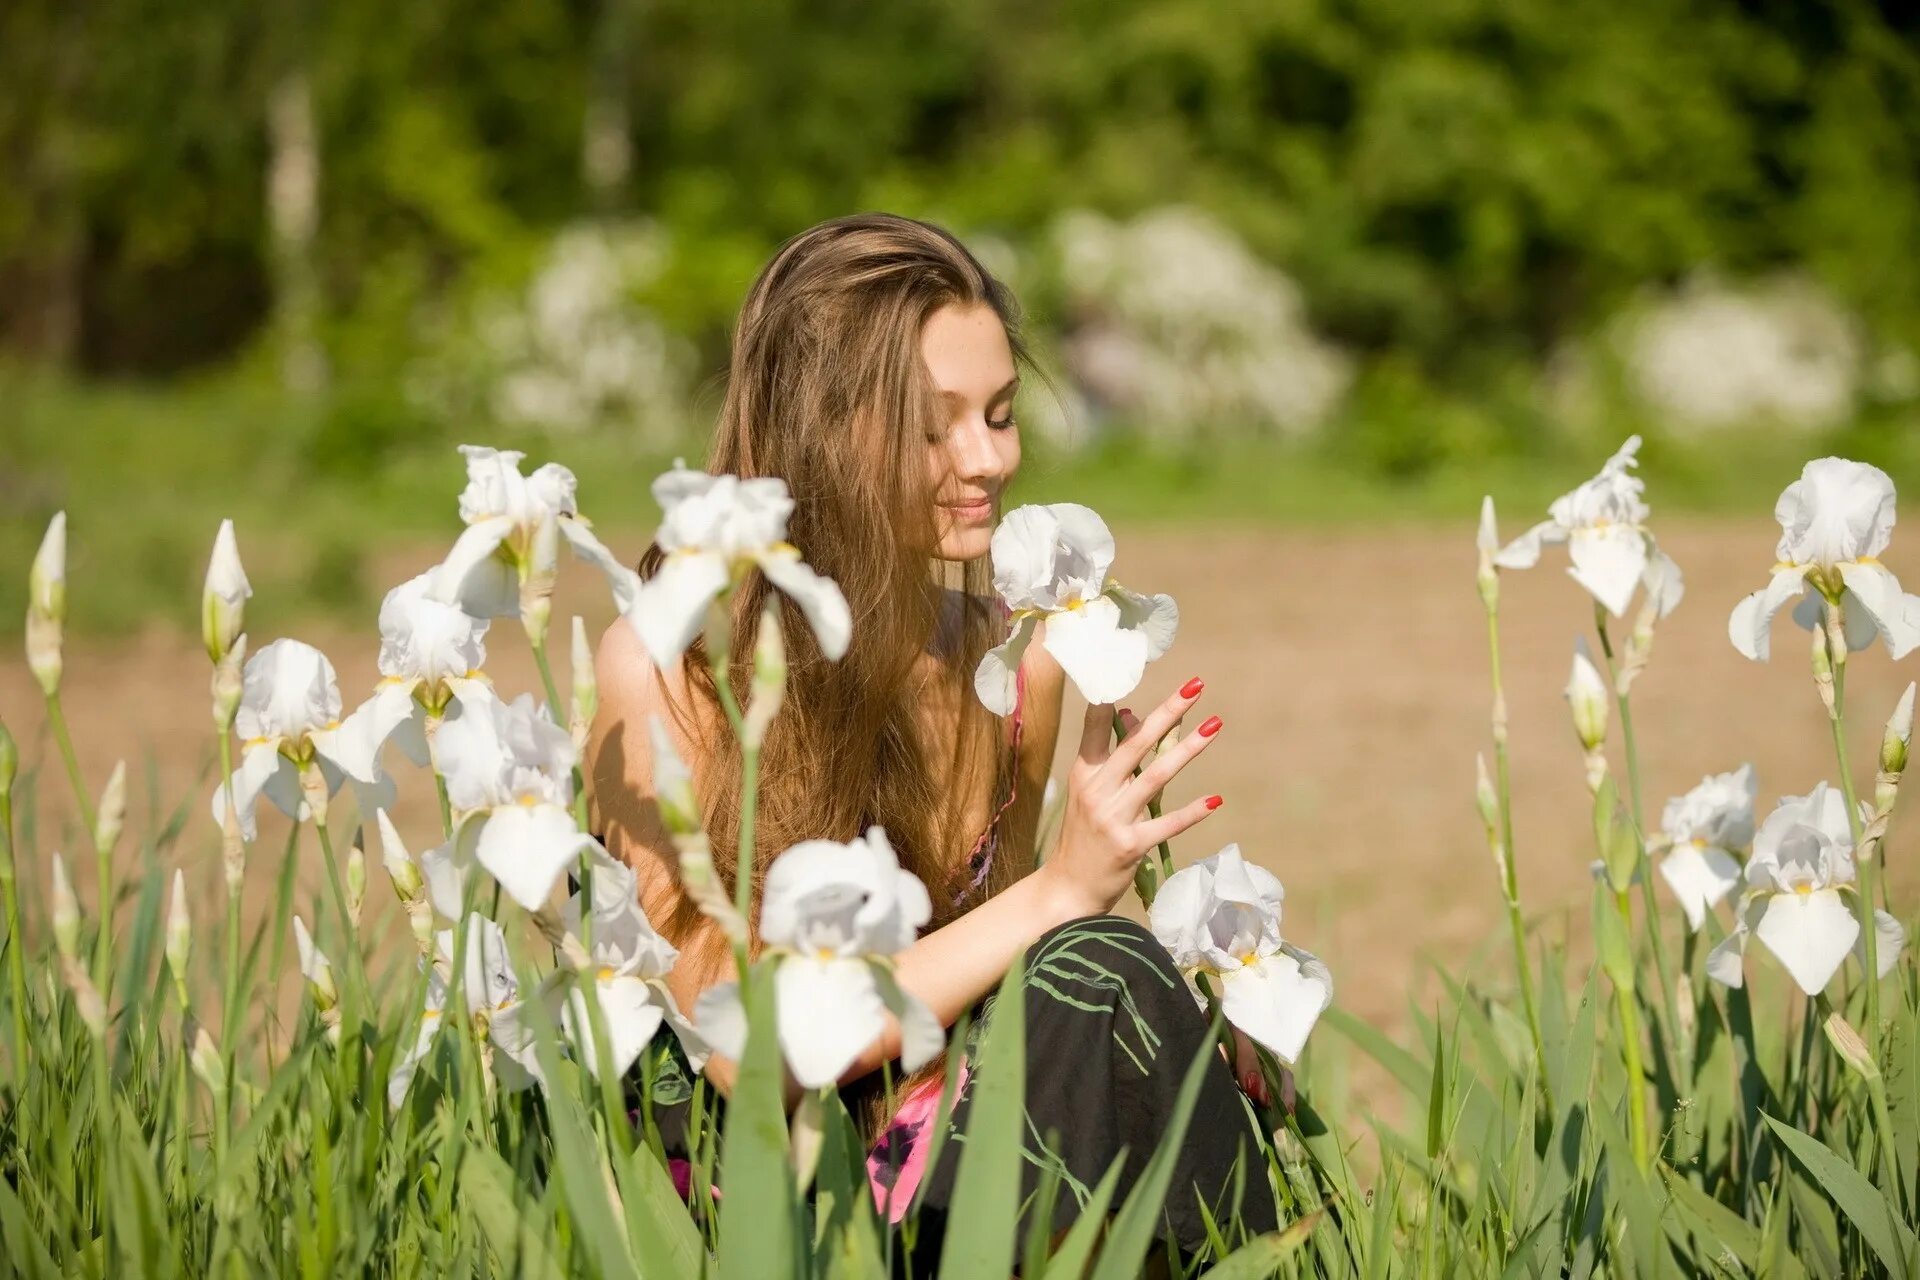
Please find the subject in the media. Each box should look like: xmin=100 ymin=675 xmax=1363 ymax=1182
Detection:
xmin=934 ymin=528 xmax=993 ymax=563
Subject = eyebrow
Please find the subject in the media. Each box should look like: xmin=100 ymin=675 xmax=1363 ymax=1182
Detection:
xmin=939 ymin=376 xmax=1021 ymax=406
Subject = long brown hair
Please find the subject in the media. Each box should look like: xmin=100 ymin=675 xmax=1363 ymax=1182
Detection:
xmin=641 ymin=213 xmax=1028 ymax=976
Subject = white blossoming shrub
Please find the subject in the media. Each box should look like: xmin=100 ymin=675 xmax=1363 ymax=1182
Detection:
xmin=1613 ymin=274 xmax=1863 ymax=434
xmin=409 ymin=220 xmax=697 ymax=444
xmin=1049 ymin=206 xmax=1353 ymax=443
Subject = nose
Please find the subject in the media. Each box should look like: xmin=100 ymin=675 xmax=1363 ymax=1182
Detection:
xmin=946 ymin=414 xmax=1008 ymax=483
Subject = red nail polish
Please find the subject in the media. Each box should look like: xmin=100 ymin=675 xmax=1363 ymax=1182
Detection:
xmin=1197 ymin=715 xmax=1223 ymax=738
xmin=1179 ymin=677 xmax=1204 ymax=699
xmin=1205 ymin=795 xmax=1224 ymax=810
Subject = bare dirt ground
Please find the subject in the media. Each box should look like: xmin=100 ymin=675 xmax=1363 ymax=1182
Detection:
xmin=5 ymin=519 xmax=1918 ymax=1109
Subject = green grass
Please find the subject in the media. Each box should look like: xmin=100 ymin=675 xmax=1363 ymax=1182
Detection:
xmin=2 ymin=435 xmax=1919 ymax=1275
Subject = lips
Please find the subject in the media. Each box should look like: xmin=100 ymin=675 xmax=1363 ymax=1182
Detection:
xmin=941 ymin=497 xmax=994 ymax=520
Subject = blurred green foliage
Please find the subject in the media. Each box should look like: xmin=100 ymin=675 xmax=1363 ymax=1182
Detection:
xmin=5 ymin=0 xmax=1918 ymax=376
xmin=6 ymin=0 xmax=1920 ymax=629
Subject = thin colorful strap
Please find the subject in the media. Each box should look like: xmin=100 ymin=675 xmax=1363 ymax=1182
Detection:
xmin=952 ymin=662 xmax=1024 ymax=909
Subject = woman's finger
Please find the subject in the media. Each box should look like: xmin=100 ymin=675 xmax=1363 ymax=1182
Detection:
xmin=1119 ymin=713 xmax=1220 ymax=813
xmin=1105 ymin=677 xmax=1204 ymax=778
xmin=1076 ymin=699 xmax=1117 ymax=767
xmin=1135 ymin=789 xmax=1222 ymax=850
xmin=1233 ymin=1030 xmax=1270 ymax=1106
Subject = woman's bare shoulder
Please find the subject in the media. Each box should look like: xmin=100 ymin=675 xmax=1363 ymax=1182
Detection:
xmin=587 ymin=621 xmax=709 ymax=840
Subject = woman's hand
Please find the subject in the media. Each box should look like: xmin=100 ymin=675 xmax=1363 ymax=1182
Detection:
xmin=1037 ymin=676 xmax=1224 ymax=920
xmin=1228 ymin=1028 xmax=1295 ymax=1112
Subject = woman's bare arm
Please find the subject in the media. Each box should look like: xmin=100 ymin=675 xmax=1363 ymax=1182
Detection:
xmin=588 ymin=619 xmax=1222 ymax=1099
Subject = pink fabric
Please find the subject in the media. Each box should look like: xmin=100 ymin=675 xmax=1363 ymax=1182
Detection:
xmin=867 ymin=1061 xmax=970 ymax=1221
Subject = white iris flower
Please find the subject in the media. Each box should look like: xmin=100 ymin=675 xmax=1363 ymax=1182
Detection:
xmin=560 ymin=849 xmax=708 ymax=1078
xmin=976 ymin=503 xmax=1178 ymax=715
xmin=623 ymin=462 xmax=851 ymax=667
xmin=366 ymin=571 xmax=493 ymax=768
xmin=1655 ymin=765 xmax=1757 ymax=932
xmin=1495 ymin=436 xmax=1685 ymax=620
xmin=694 ymin=828 xmax=942 ymax=1089
xmin=430 ymin=683 xmax=599 ymax=912
xmin=388 ymin=913 xmax=546 ymax=1107
xmin=1728 ymin=457 xmax=1920 ymax=662
xmin=1705 ymin=783 xmax=1907 ymax=995
xmin=1149 ymin=845 xmax=1332 ymax=1065
xmin=431 ymin=445 xmax=640 ymax=620
xmin=210 ymin=638 xmax=409 ymax=840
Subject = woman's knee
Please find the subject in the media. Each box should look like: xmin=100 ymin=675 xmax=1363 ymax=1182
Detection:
xmin=1025 ymin=914 xmax=1185 ymax=990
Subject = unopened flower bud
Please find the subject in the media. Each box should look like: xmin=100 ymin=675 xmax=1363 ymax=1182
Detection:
xmin=519 ymin=517 xmax=559 ymax=646
xmin=201 ymin=518 xmax=252 ymax=665
xmin=1475 ymin=496 xmax=1500 ymax=610
xmin=1475 ymin=753 xmax=1511 ymax=894
xmin=94 ymin=760 xmax=127 ymax=857
xmin=65 ymin=961 xmax=107 ymax=1038
xmin=25 ymin=611 xmax=62 ymax=698
xmin=211 ymin=635 xmax=247 ymax=731
xmin=25 ymin=513 xmax=67 ymax=697
xmin=297 ymin=759 xmax=330 ymax=828
xmin=29 ymin=511 xmax=66 ymax=622
xmin=649 ymin=715 xmax=701 ymax=835
xmin=346 ymin=843 xmax=366 ymax=924
xmin=376 ymin=809 xmax=422 ymax=903
xmin=1566 ymin=640 xmax=1610 ymax=752
xmin=166 ymin=869 xmax=192 ymax=990
xmin=292 ymin=916 xmax=338 ymax=1013
xmin=1823 ymin=1010 xmax=1880 ymax=1081
xmin=190 ymin=1024 xmax=226 ymax=1094
xmin=50 ymin=852 xmax=81 ymax=960
xmin=1881 ymin=683 xmax=1914 ymax=777
xmin=743 ymin=599 xmax=787 ymax=749
xmin=1812 ymin=620 xmax=1837 ymax=716
xmin=221 ymin=801 xmax=247 ymax=895
xmin=570 ymin=615 xmax=597 ymax=751
xmin=1474 ymin=753 xmax=1499 ymax=832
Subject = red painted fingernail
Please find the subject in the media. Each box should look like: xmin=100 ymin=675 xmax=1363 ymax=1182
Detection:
xmin=1205 ymin=795 xmax=1224 ymax=810
xmin=1197 ymin=715 xmax=1223 ymax=738
xmin=1179 ymin=677 xmax=1204 ymax=699
xmin=1241 ymin=1071 xmax=1260 ymax=1094
xmin=1118 ymin=707 xmax=1133 ymax=719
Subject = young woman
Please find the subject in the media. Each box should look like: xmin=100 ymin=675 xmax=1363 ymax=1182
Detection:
xmin=586 ymin=213 xmax=1279 ymax=1255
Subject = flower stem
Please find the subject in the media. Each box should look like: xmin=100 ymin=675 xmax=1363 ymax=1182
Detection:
xmin=45 ymin=689 xmax=114 ymax=1000
xmin=1111 ymin=712 xmax=1175 ymax=908
xmin=313 ymin=816 xmax=368 ymax=1097
xmin=1484 ymin=597 xmax=1550 ymax=1110
xmin=0 ymin=792 xmax=29 ymax=1085
xmin=706 ymin=628 xmax=756 ymax=978
xmin=44 ymin=690 xmax=96 ymax=834
xmin=1820 ymin=609 xmax=1880 ymax=1050
xmin=1593 ymin=608 xmax=1679 ymax=1056
xmin=216 ymin=733 xmax=243 ymax=1103
xmin=1613 ymin=959 xmax=1651 ymax=1172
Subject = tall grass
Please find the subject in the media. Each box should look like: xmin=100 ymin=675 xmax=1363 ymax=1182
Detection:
xmin=1 ymin=445 xmax=1916 ymax=1277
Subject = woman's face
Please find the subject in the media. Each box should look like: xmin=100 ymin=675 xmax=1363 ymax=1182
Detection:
xmin=922 ymin=301 xmax=1021 ymax=563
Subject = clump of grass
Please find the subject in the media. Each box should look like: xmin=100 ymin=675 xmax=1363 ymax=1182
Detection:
xmin=2 ymin=437 xmax=1916 ymax=1278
